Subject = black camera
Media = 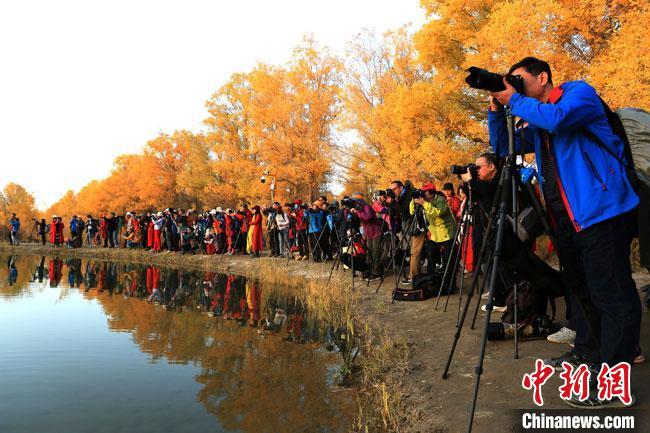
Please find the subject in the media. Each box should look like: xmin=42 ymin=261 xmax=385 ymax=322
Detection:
xmin=411 ymin=189 xmax=425 ymax=199
xmin=450 ymin=163 xmax=478 ymax=177
xmin=465 ymin=67 xmax=525 ymax=94
xmin=341 ymin=198 xmax=356 ymax=209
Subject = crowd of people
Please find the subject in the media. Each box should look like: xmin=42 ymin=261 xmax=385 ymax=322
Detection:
xmin=8 ymin=183 xmax=466 ymax=286
xmin=5 ymin=56 xmax=648 ymax=410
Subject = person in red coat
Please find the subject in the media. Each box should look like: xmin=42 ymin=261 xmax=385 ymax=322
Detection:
xmin=248 ymin=206 xmax=264 ymax=257
xmin=442 ymin=183 xmax=462 ymax=220
xmin=50 ymin=216 xmax=64 ymax=247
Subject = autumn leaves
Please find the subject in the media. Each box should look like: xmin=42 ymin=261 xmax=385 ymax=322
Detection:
xmin=35 ymin=0 xmax=649 ymax=221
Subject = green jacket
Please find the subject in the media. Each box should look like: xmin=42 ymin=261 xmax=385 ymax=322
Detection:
xmin=409 ymin=195 xmax=456 ymax=243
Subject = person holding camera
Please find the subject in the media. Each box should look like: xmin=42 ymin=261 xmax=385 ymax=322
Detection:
xmin=388 ymin=180 xmax=417 ymax=283
xmin=349 ymin=193 xmax=383 ymax=281
xmin=442 ymin=183 xmax=462 ymax=220
xmin=35 ymin=218 xmax=46 ymax=245
xmin=8 ymin=214 xmax=20 ymax=245
xmin=488 ymin=57 xmax=641 ymax=404
xmin=410 ymin=184 xmax=457 ymax=277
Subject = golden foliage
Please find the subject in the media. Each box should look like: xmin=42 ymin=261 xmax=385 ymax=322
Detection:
xmin=42 ymin=2 xmax=648 ymax=215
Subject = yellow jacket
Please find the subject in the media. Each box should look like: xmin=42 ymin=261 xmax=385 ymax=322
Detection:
xmin=409 ymin=194 xmax=456 ymax=243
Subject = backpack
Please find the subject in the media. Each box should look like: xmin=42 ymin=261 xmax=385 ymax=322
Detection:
xmin=585 ymin=102 xmax=650 ymax=268
xmin=585 ymin=102 xmax=650 ymax=191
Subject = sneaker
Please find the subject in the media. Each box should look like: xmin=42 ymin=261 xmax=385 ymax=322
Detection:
xmin=544 ymin=351 xmax=592 ymax=372
xmin=547 ymin=327 xmax=576 ymax=345
xmin=401 ymin=278 xmax=412 ymax=285
xmin=480 ymin=292 xmax=489 ymax=300
xmin=481 ymin=304 xmax=507 ymax=313
xmin=366 ymin=275 xmax=381 ymax=282
xmin=565 ymin=393 xmax=636 ymax=409
xmin=633 ymin=346 xmax=645 ymax=365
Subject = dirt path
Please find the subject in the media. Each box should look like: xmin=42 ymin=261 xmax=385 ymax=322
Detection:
xmin=2 ymin=243 xmax=648 ymax=432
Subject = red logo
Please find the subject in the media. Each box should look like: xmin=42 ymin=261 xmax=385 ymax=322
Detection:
xmin=558 ymin=362 xmax=591 ymax=401
xmin=522 ymin=359 xmax=555 ymax=406
xmin=597 ymin=362 xmax=632 ymax=405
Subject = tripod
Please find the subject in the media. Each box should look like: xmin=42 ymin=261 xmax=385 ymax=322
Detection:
xmin=434 ymin=185 xmax=476 ymax=313
xmin=389 ymin=205 xmax=424 ymax=302
xmin=437 ymin=107 xmax=525 ymax=433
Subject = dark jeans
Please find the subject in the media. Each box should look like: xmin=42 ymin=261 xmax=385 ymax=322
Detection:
xmin=554 ymin=210 xmax=641 ymax=365
xmin=297 ymin=230 xmax=308 ymax=257
xmin=105 ymin=230 xmax=115 ymax=247
xmin=425 ymin=239 xmax=453 ymax=275
xmin=269 ymin=229 xmax=279 ymax=255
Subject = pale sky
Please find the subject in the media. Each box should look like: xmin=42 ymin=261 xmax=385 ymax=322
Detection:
xmin=0 ymin=0 xmax=425 ymax=209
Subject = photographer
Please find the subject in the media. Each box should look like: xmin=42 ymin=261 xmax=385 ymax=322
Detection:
xmin=411 ymin=184 xmax=457 ymax=276
xmin=264 ymin=202 xmax=281 ymax=257
xmin=349 ymin=193 xmax=383 ymax=281
xmin=8 ymin=214 xmax=20 ymax=245
xmin=35 ymin=218 xmax=46 ymax=245
xmin=442 ymin=183 xmax=462 ymax=220
xmin=488 ymin=57 xmax=641 ymax=387
xmin=307 ymin=201 xmax=327 ymax=262
xmin=461 ymin=152 xmax=567 ymax=313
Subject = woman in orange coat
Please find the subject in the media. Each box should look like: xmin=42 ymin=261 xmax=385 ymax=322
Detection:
xmin=248 ymin=206 xmax=264 ymax=257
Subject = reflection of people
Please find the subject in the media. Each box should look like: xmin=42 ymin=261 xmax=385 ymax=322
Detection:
xmin=7 ymin=256 xmax=18 ymax=285
xmin=49 ymin=258 xmax=63 ymax=287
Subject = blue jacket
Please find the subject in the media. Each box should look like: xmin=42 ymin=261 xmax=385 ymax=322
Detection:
xmin=307 ymin=209 xmax=325 ymax=234
xmin=488 ymin=80 xmax=639 ymax=231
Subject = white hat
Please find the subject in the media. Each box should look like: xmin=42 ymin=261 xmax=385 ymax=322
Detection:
xmin=209 ymin=209 xmax=217 ymax=215
xmin=216 ymin=207 xmax=223 ymax=213
xmin=52 ymin=215 xmax=58 ymax=218
xmin=126 ymin=212 xmax=132 ymax=216
xmin=157 ymin=211 xmax=163 ymax=217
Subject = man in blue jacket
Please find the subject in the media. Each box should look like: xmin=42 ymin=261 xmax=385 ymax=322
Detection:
xmin=489 ymin=57 xmax=641 ymax=407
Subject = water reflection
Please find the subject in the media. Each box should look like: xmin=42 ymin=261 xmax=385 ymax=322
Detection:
xmin=0 ymin=255 xmax=353 ymax=433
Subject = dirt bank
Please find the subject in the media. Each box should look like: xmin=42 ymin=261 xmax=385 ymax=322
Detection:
xmin=2 ymin=243 xmax=649 ymax=433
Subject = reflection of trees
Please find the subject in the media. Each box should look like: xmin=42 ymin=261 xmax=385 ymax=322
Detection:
xmin=74 ymin=259 xmax=350 ymax=433
xmin=196 ymin=334 xmax=346 ymax=433
xmin=1 ymin=256 xmax=351 ymax=432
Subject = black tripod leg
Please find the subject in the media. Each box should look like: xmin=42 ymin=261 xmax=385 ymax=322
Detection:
xmin=435 ymin=206 xmax=466 ymax=309
xmin=456 ymin=218 xmax=472 ymax=326
xmin=471 ymin=251 xmax=493 ymax=329
xmin=466 ymin=167 xmax=511 ymax=433
xmin=443 ymin=235 xmax=464 ymax=312
xmin=435 ymin=226 xmax=463 ymax=310
xmin=391 ymin=217 xmax=416 ymax=303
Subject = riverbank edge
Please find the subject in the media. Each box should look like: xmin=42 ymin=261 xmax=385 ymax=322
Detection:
xmin=0 ymin=242 xmax=410 ymax=432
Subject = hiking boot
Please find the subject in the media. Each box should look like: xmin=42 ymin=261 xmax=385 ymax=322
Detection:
xmin=565 ymin=393 xmax=636 ymax=409
xmin=544 ymin=351 xmax=592 ymax=372
xmin=547 ymin=327 xmax=576 ymax=345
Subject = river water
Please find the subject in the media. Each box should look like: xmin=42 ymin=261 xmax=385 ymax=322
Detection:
xmin=0 ymin=255 xmax=353 ymax=433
